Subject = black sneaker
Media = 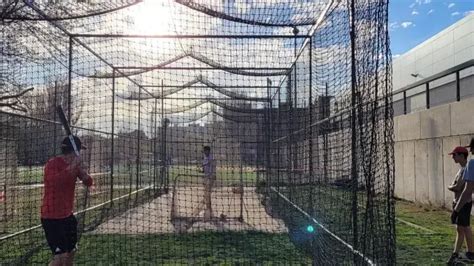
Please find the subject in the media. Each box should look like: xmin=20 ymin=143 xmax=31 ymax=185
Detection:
xmin=447 ymin=253 xmax=459 ymax=265
xmin=465 ymin=252 xmax=474 ymax=261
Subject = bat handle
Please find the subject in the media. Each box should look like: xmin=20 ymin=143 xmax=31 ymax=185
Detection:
xmin=68 ymin=135 xmax=80 ymax=156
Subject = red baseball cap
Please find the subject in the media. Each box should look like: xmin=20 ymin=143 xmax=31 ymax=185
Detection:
xmin=448 ymin=146 xmax=468 ymax=155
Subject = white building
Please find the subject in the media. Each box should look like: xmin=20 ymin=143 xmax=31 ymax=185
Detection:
xmin=392 ymin=13 xmax=474 ymax=116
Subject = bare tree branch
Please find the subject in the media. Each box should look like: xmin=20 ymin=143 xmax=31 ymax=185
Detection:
xmin=0 ymin=87 xmax=33 ymax=101
xmin=0 ymin=0 xmax=21 ymax=20
xmin=0 ymin=101 xmax=27 ymax=112
xmin=0 ymin=87 xmax=33 ymax=112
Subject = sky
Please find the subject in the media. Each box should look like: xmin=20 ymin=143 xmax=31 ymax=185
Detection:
xmin=389 ymin=0 xmax=474 ymax=57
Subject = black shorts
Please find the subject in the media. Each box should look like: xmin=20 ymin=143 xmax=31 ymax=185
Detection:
xmin=41 ymin=215 xmax=78 ymax=255
xmin=453 ymin=201 xmax=472 ymax=227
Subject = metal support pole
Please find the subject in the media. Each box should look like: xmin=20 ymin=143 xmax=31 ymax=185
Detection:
xmin=162 ymin=122 xmax=168 ymax=191
xmin=293 ymin=27 xmax=299 ymax=172
xmin=110 ymin=69 xmax=116 ymax=204
xmin=67 ymin=37 xmax=73 ymax=121
xmin=426 ymin=82 xmax=430 ymax=109
xmin=324 ymin=83 xmax=329 ymax=184
xmin=266 ymin=79 xmax=272 ymax=183
xmin=308 ymin=40 xmax=314 ymax=212
xmin=286 ymin=75 xmax=293 ymax=200
xmin=53 ymin=81 xmax=58 ymax=154
xmin=349 ymin=0 xmax=359 ymax=262
xmin=456 ymin=71 xmax=460 ymax=102
xmin=153 ymin=97 xmax=158 ymax=193
xmin=137 ymin=86 xmax=141 ymax=190
xmin=277 ymin=83 xmax=281 ymax=189
xmin=160 ymin=80 xmax=168 ymax=191
xmin=239 ymin=144 xmax=244 ymax=221
xmin=403 ymin=91 xmax=407 ymax=115
xmin=269 ymin=81 xmax=273 ymax=179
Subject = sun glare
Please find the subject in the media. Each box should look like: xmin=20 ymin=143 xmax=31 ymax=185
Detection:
xmin=133 ymin=0 xmax=172 ymax=35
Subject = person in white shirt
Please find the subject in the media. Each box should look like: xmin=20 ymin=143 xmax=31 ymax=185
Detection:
xmin=447 ymin=146 xmax=472 ymax=264
xmin=451 ymin=138 xmax=474 ymax=263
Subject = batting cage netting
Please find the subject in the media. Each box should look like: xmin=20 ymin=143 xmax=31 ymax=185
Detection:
xmin=0 ymin=0 xmax=395 ymax=264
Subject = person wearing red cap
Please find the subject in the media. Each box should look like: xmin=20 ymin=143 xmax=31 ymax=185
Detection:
xmin=447 ymin=146 xmax=473 ymax=264
xmin=40 ymin=136 xmax=93 ymax=266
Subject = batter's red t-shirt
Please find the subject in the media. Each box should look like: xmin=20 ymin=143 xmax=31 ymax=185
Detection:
xmin=41 ymin=156 xmax=93 ymax=219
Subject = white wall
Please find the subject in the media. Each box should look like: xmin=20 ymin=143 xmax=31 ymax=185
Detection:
xmin=394 ymin=97 xmax=474 ymax=207
xmin=393 ymin=14 xmax=474 ymax=91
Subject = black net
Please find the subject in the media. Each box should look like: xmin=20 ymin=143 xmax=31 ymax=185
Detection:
xmin=1 ymin=0 xmax=394 ymax=265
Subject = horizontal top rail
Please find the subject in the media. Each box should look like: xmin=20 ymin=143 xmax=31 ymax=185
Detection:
xmin=393 ymin=59 xmax=474 ymax=96
xmin=158 ymin=97 xmax=269 ymax=101
xmin=71 ymin=34 xmax=312 ymax=39
xmin=141 ymin=85 xmax=280 ymax=88
xmin=114 ymin=66 xmax=290 ymax=71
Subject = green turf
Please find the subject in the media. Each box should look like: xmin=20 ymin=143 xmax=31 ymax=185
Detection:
xmin=0 ymin=187 xmax=147 ymax=239
xmin=27 ymin=231 xmax=312 ymax=265
xmin=268 ymin=183 xmax=461 ymax=264
xmin=3 ymin=172 xmax=462 ymax=265
xmin=17 ymin=166 xmax=43 ymax=184
xmin=12 ymin=164 xmax=260 ymax=187
xmin=396 ymin=200 xmax=457 ymax=265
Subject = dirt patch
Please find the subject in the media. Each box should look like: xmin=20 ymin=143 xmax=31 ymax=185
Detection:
xmin=93 ymin=187 xmax=287 ymax=234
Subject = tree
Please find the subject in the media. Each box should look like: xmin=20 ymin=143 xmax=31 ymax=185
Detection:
xmin=16 ymin=80 xmax=84 ymax=165
xmin=1 ymin=1 xmax=39 ymax=112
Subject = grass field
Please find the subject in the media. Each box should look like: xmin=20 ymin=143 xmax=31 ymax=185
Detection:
xmin=17 ymin=166 xmax=44 ymax=184
xmin=396 ymin=200 xmax=458 ymax=265
xmin=3 ymin=199 xmax=457 ymax=265
xmin=268 ymin=183 xmax=459 ymax=265
xmin=1 ymin=166 xmax=463 ymax=265
xmin=2 ymin=164 xmax=259 ymax=237
xmin=13 ymin=164 xmax=260 ymax=186
xmin=27 ymin=231 xmax=311 ymax=265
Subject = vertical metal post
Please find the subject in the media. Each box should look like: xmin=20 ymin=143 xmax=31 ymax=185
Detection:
xmin=137 ymin=86 xmax=141 ymax=190
xmin=456 ymin=71 xmax=460 ymax=102
xmin=53 ymin=81 xmax=58 ymax=154
xmin=349 ymin=0 xmax=359 ymax=262
xmin=277 ymin=83 xmax=281 ymax=190
xmin=324 ymin=83 xmax=329 ymax=184
xmin=261 ymin=105 xmax=266 ymax=184
xmin=67 ymin=37 xmax=73 ymax=121
xmin=153 ymin=97 xmax=158 ymax=193
xmin=286 ymin=75 xmax=293 ymax=200
xmin=293 ymin=27 xmax=299 ymax=108
xmin=162 ymin=122 xmax=168 ymax=191
xmin=160 ymin=80 xmax=167 ymax=190
xmin=239 ymin=143 xmax=244 ymax=221
xmin=161 ymin=79 xmax=164 ymax=129
xmin=426 ymin=82 xmax=430 ymax=109
xmin=293 ymin=27 xmax=299 ymax=173
xmin=110 ymin=68 xmax=116 ymax=203
xmin=403 ymin=91 xmax=407 ymax=115
xmin=270 ymin=83 xmax=273 ymax=179
xmin=308 ymin=41 xmax=314 ymax=213
xmin=266 ymin=79 xmax=272 ymax=183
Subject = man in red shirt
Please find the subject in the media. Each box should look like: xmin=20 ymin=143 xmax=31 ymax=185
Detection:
xmin=41 ymin=136 xmax=93 ymax=266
